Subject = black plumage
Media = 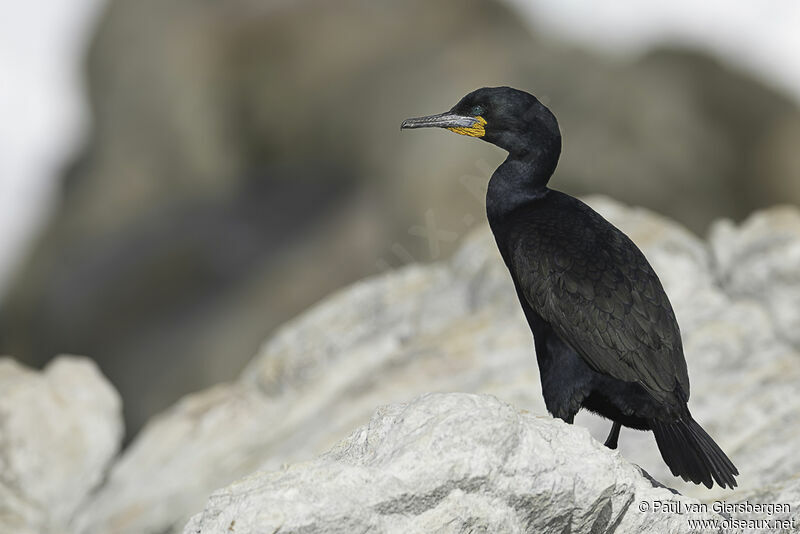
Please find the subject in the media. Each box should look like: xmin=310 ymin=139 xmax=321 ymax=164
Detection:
xmin=401 ymin=86 xmax=738 ymax=489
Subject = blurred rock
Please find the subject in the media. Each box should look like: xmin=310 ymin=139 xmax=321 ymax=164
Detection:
xmin=2 ymin=0 xmax=800 ymax=440
xmin=734 ymin=477 xmax=800 ymax=530
xmin=183 ymin=392 xmax=720 ymax=534
xmin=636 ymin=48 xmax=800 ymax=219
xmin=709 ymin=206 xmax=800 ymax=347
xmin=70 ymin=199 xmax=800 ymax=534
xmin=0 ymin=356 xmax=123 ymax=534
xmin=0 ymin=0 xmax=540 ymax=436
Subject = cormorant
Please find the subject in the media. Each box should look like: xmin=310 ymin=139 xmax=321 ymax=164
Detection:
xmin=401 ymin=86 xmax=738 ymax=489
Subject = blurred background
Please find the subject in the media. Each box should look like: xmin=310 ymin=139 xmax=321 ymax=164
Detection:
xmin=1 ymin=0 xmax=799 ymax=439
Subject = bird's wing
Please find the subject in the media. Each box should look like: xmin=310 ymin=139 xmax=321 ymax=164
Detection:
xmin=512 ymin=219 xmax=689 ymax=403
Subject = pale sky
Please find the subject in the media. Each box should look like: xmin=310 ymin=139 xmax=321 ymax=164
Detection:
xmin=0 ymin=0 xmax=799 ymax=296
xmin=0 ymin=0 xmax=105 ymax=295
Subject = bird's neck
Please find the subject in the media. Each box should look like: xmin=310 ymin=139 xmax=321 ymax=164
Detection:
xmin=486 ymin=154 xmax=553 ymax=225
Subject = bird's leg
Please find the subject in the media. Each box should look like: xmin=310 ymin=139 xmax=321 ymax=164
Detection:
xmin=604 ymin=421 xmax=621 ymax=449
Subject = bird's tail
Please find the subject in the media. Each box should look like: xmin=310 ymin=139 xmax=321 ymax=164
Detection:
xmin=650 ymin=416 xmax=738 ymax=489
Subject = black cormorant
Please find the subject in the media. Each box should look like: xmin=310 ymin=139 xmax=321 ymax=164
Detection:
xmin=401 ymin=86 xmax=738 ymax=489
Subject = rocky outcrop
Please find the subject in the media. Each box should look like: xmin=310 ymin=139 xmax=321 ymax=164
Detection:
xmin=183 ymin=392 xmax=723 ymax=534
xmin=59 ymin=198 xmax=800 ymax=534
xmin=0 ymin=357 xmax=123 ymax=534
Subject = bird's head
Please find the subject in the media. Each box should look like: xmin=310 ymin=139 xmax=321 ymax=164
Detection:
xmin=401 ymin=86 xmax=560 ymax=161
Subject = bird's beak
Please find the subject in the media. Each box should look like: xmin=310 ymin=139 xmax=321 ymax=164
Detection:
xmin=401 ymin=112 xmax=487 ymax=137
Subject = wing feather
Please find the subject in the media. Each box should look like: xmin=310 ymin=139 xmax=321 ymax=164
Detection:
xmin=509 ymin=203 xmax=689 ymax=404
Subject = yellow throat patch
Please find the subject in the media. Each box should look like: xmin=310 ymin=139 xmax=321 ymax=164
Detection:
xmin=447 ymin=116 xmax=487 ymax=137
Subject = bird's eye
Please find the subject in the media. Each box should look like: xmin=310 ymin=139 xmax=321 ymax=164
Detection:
xmin=470 ymin=105 xmax=485 ymax=116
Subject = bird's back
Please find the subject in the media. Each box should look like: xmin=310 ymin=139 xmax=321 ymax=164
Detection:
xmin=490 ymin=190 xmax=690 ymax=408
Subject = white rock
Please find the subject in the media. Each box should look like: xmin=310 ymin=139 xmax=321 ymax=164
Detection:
xmin=709 ymin=206 xmax=800 ymax=347
xmin=733 ymin=477 xmax=800 ymax=532
xmin=183 ymin=393 xmax=722 ymax=534
xmin=0 ymin=356 xmax=123 ymax=534
xmin=73 ymin=198 xmax=800 ymax=534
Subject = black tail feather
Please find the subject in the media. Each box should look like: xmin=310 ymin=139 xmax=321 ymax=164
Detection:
xmin=671 ymin=423 xmax=710 ymax=488
xmin=651 ymin=417 xmax=738 ymax=489
xmin=658 ymin=423 xmax=685 ymax=481
xmin=684 ymin=419 xmax=736 ymax=488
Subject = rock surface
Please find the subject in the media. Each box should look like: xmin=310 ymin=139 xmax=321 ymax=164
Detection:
xmin=65 ymin=198 xmax=800 ymax=534
xmin=0 ymin=356 xmax=123 ymax=534
xmin=183 ymin=393 xmax=722 ymax=534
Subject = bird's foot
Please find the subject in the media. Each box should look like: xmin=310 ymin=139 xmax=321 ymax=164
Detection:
xmin=603 ymin=435 xmax=618 ymax=449
xmin=603 ymin=421 xmax=621 ymax=449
